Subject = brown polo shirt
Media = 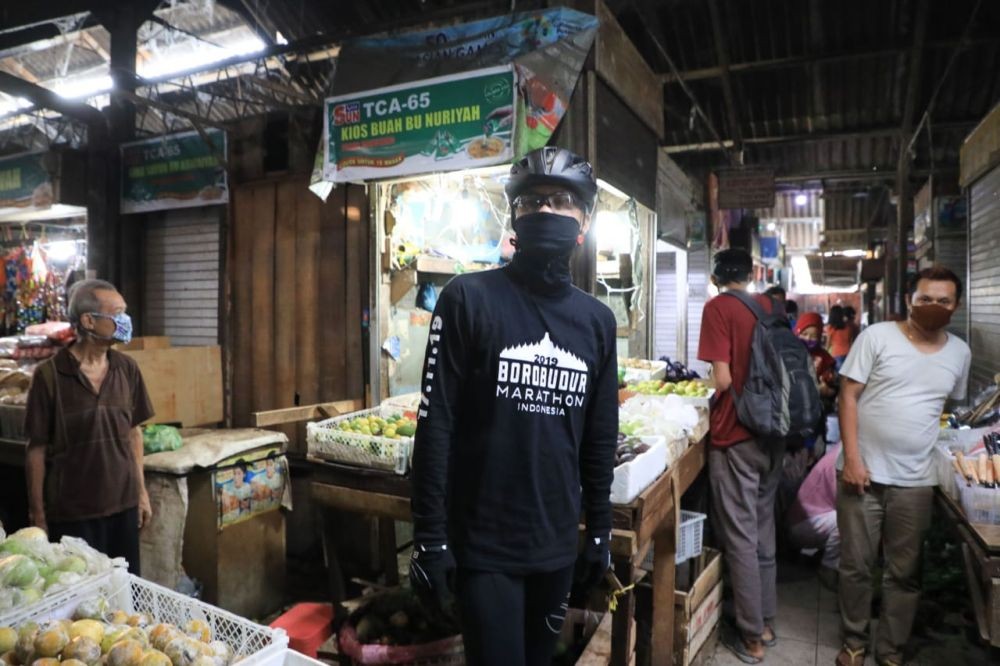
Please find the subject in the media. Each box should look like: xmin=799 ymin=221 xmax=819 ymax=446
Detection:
xmin=24 ymin=348 xmax=154 ymax=522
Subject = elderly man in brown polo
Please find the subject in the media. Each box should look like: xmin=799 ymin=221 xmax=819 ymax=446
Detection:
xmin=24 ymin=279 xmax=154 ymax=573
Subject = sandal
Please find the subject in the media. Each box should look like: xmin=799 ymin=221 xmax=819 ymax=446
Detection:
xmin=721 ymin=624 xmax=764 ymax=664
xmin=836 ymin=645 xmax=866 ymax=666
xmin=762 ymin=622 xmax=777 ymax=648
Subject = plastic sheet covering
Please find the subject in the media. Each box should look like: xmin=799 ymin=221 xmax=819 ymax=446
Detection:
xmin=139 ymin=474 xmax=188 ymax=591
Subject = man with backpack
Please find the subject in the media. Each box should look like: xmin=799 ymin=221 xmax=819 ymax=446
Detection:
xmin=698 ymin=248 xmax=821 ymax=664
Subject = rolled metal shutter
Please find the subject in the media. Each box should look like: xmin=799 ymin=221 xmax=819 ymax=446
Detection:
xmin=143 ymin=208 xmax=221 ymax=346
xmin=654 ymin=251 xmax=678 ymax=360
xmin=687 ymin=246 xmax=711 ymax=376
xmin=969 ymin=166 xmax=1000 ymax=393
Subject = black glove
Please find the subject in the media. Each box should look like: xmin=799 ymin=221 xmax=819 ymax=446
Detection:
xmin=409 ymin=543 xmax=456 ymax=610
xmin=575 ymin=532 xmax=611 ymax=590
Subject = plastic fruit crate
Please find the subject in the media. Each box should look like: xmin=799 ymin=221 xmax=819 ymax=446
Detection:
xmin=611 ymin=436 xmax=667 ymax=505
xmin=642 ymin=510 xmax=707 ymax=570
xmin=307 ymin=406 xmax=415 ymax=475
xmin=0 ymin=568 xmax=118 ymax=628
xmin=9 ymin=570 xmax=289 ymax=666
xmin=956 ymin=473 xmax=1000 ymax=525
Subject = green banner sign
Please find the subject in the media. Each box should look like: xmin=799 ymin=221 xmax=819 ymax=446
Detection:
xmin=323 ymin=66 xmax=515 ymax=182
xmin=0 ymin=153 xmax=53 ymax=209
xmin=121 ymin=129 xmax=228 ymax=214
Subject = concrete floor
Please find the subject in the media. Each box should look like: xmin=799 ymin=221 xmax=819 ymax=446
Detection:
xmin=705 ymin=559 xmax=996 ymax=666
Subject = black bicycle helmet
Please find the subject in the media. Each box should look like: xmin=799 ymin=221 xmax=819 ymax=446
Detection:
xmin=505 ymin=146 xmax=598 ymax=211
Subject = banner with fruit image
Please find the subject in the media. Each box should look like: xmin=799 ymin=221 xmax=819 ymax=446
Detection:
xmin=213 ymin=448 xmax=287 ymax=530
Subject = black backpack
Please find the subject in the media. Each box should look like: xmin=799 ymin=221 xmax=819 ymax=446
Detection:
xmin=722 ymin=291 xmax=822 ymax=439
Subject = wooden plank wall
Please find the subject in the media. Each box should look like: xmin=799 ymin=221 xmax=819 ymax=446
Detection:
xmin=228 ymin=177 xmax=369 ymax=452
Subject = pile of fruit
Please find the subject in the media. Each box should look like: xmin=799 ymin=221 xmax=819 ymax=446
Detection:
xmin=336 ymin=413 xmax=416 ymax=439
xmin=348 ymin=589 xmax=458 ymax=648
xmin=615 ymin=434 xmax=651 ymax=467
xmin=618 ymin=358 xmax=661 ymax=371
xmin=659 ymin=357 xmax=700 ymax=382
xmin=0 ymin=600 xmax=234 ymax=666
xmin=624 ymin=380 xmax=710 ymax=398
xmin=0 ymin=528 xmax=113 ymax=612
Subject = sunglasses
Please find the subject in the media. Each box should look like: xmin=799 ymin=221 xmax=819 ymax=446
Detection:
xmin=511 ymin=191 xmax=583 ymax=216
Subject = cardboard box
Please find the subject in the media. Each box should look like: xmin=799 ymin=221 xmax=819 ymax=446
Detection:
xmin=124 ymin=346 xmax=223 ymax=426
xmin=674 ymin=548 xmax=723 ymax=666
xmin=120 ymin=336 xmax=172 ymax=351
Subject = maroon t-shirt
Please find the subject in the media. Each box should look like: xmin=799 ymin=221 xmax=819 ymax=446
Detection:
xmin=697 ymin=291 xmax=773 ymax=447
xmin=24 ymin=348 xmax=154 ymax=522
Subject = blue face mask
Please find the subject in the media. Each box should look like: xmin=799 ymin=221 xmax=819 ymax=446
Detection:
xmin=88 ymin=312 xmax=133 ymax=344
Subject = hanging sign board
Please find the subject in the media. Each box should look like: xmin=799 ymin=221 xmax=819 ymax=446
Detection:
xmin=0 ymin=152 xmax=53 ymax=209
xmin=323 ymin=66 xmax=515 ymax=182
xmin=716 ymin=167 xmax=776 ymax=210
xmin=121 ymin=129 xmax=228 ymax=214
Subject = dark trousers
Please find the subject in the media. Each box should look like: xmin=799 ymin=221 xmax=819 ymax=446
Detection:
xmin=709 ymin=438 xmax=783 ymax=639
xmin=50 ymin=506 xmax=140 ymax=575
xmin=456 ymin=565 xmax=574 ymax=666
xmin=837 ymin=482 xmax=932 ymax=662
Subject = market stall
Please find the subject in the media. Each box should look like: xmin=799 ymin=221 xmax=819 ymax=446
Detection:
xmin=935 ymin=380 xmax=1000 ymax=649
xmin=287 ymin=370 xmax=711 ymax=666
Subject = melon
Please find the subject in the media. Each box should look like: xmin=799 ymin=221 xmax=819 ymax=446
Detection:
xmin=63 ymin=636 xmax=102 ymax=666
xmin=107 ymin=640 xmax=144 ymax=666
xmin=0 ymin=629 xmax=15 ymax=655
xmin=207 ymin=642 xmax=230 ymax=666
xmin=29 ymin=658 xmax=60 ymax=666
xmin=73 ymin=598 xmax=109 ymax=622
xmin=1 ymin=650 xmax=17 ymax=666
xmin=147 ymin=626 xmax=179 ymax=653
xmin=182 ymin=622 xmax=210 ymax=645
xmin=140 ymin=650 xmax=172 ymax=666
xmin=14 ymin=624 xmax=39 ymax=665
xmin=100 ymin=627 xmax=130 ymax=655
xmin=9 ymin=528 xmax=46 ymax=543
xmin=70 ymin=621 xmax=104 ymax=646
xmin=108 ymin=613 xmax=129 ymax=627
xmin=163 ymin=638 xmax=209 ymax=666
xmin=32 ymin=624 xmax=69 ymax=659
xmin=126 ymin=616 xmax=151 ymax=630
xmin=63 ymin=660 xmax=90 ymax=666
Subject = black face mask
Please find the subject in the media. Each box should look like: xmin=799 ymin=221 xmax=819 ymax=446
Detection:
xmin=509 ymin=212 xmax=580 ymax=294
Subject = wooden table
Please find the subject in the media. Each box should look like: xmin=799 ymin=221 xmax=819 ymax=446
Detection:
xmin=308 ymin=436 xmax=707 ymax=666
xmin=936 ymin=489 xmax=1000 ymax=648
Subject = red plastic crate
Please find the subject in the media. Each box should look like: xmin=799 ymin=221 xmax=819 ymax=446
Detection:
xmin=270 ymin=603 xmax=335 ymax=658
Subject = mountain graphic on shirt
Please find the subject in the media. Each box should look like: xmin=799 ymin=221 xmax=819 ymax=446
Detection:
xmin=499 ymin=333 xmax=587 ymax=372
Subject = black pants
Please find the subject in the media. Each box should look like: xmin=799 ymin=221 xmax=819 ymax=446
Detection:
xmin=456 ymin=566 xmax=574 ymax=666
xmin=50 ymin=507 xmax=140 ymax=575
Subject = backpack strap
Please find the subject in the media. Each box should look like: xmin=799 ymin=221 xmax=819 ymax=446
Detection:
xmin=721 ymin=290 xmax=768 ymax=321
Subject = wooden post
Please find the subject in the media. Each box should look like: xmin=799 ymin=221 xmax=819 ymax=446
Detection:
xmin=650 ymin=479 xmax=680 ymax=665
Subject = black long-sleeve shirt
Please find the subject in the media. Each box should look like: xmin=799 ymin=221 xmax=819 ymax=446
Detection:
xmin=410 ymin=263 xmax=619 ymax=574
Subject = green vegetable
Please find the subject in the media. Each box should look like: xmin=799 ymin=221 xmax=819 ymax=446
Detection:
xmin=143 ymin=425 xmax=183 ymax=455
xmin=0 ymin=555 xmax=40 ymax=588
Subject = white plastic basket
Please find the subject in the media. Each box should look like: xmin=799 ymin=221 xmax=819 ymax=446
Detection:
xmin=619 ymin=359 xmax=667 ymax=383
xmin=956 ymin=473 xmax=1000 ymax=525
xmin=9 ymin=570 xmax=289 ymax=666
xmin=0 ymin=568 xmax=117 ymax=628
xmin=640 ymin=510 xmax=707 ymax=570
xmin=306 ymin=406 xmax=415 ymax=475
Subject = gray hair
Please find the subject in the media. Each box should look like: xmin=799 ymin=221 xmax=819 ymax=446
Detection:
xmin=68 ymin=279 xmax=120 ymax=326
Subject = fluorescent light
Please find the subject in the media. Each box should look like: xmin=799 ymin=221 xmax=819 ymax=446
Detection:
xmin=595 ymin=210 xmax=631 ymax=255
xmin=53 ymin=74 xmax=113 ymax=100
xmin=139 ymin=36 xmax=267 ymax=79
xmin=766 ymin=222 xmax=777 ymax=232
xmin=45 ymin=241 xmax=78 ymax=262
xmin=794 ymin=193 xmax=808 ymax=206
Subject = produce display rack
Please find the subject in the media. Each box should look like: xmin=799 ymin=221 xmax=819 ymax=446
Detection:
xmin=936 ymin=488 xmax=1000 ymax=648
xmin=3 ymin=568 xmax=291 ymax=666
xmin=306 ymin=434 xmax=707 ymax=666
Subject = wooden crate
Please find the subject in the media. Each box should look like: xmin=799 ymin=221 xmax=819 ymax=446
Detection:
xmin=124 ymin=346 xmax=223 ymax=426
xmin=674 ymin=548 xmax=723 ymax=666
xmin=120 ymin=336 xmax=172 ymax=351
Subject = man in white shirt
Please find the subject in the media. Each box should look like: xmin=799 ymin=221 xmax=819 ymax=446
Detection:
xmin=835 ymin=266 xmax=971 ymax=666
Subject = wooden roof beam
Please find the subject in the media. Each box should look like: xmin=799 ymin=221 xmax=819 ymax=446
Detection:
xmin=660 ymin=37 xmax=996 ymax=83
xmin=664 ymin=120 xmax=977 ymax=153
xmin=707 ymin=0 xmax=742 ymax=154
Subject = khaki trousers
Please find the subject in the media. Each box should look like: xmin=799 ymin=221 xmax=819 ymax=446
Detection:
xmin=837 ymin=481 xmax=933 ymax=662
xmin=709 ymin=439 xmax=783 ymax=639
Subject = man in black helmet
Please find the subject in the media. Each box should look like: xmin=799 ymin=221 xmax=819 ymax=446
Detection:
xmin=408 ymin=146 xmax=618 ymax=666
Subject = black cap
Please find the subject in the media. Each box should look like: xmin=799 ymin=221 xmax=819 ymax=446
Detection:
xmin=712 ymin=248 xmax=753 ymax=285
xmin=505 ymin=146 xmax=598 ymax=210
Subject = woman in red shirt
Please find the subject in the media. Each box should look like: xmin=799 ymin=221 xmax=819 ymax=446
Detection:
xmin=825 ymin=305 xmax=855 ymax=368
